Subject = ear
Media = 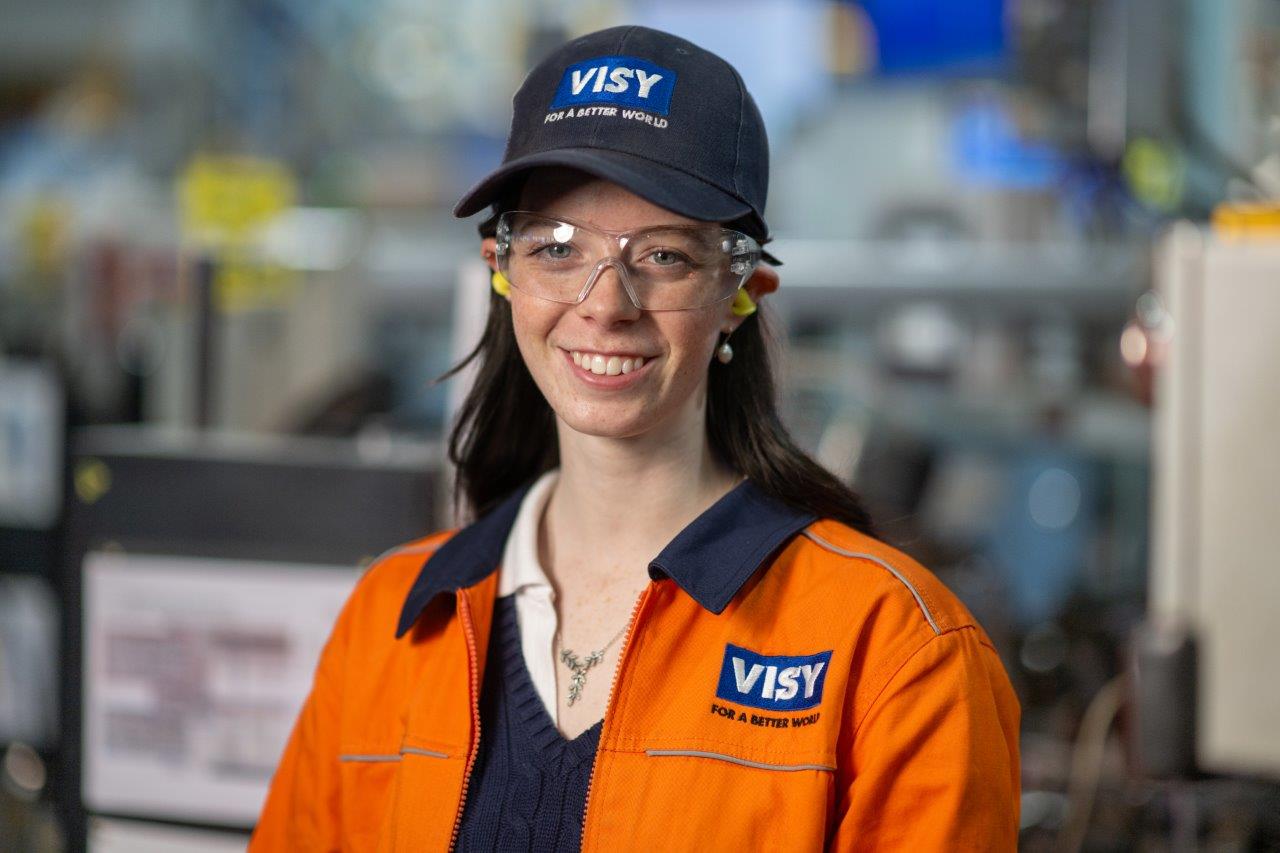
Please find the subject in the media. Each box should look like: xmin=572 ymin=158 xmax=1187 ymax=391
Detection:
xmin=480 ymin=236 xmax=498 ymax=272
xmin=723 ymin=264 xmax=780 ymax=332
xmin=746 ymin=264 xmax=780 ymax=302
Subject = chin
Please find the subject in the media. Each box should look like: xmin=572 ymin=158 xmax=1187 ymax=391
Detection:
xmin=557 ymin=408 xmax=655 ymax=440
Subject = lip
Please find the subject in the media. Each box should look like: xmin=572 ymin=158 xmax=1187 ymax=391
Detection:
xmin=561 ymin=348 xmax=655 ymax=389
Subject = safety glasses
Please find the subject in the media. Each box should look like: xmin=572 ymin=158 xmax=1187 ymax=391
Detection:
xmin=494 ymin=210 xmax=761 ymax=311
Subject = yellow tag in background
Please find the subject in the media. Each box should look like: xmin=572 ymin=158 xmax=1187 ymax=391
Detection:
xmin=20 ymin=196 xmax=73 ymax=280
xmin=179 ymin=154 xmax=296 ymax=242
xmin=178 ymin=155 xmax=299 ymax=313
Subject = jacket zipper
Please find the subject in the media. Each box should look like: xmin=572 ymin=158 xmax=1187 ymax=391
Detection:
xmin=447 ymin=590 xmax=482 ymax=853
xmin=580 ymin=579 xmax=659 ymax=845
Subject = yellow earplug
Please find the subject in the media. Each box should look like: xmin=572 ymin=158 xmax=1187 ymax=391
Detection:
xmin=491 ymin=270 xmax=511 ymax=298
xmin=731 ymin=288 xmax=757 ymax=317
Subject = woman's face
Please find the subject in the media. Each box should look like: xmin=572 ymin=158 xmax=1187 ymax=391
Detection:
xmin=481 ymin=169 xmax=775 ymax=443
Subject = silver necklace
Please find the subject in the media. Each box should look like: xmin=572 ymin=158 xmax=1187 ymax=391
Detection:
xmin=558 ymin=623 xmax=628 ymax=706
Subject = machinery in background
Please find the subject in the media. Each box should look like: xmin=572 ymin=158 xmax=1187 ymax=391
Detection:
xmin=1049 ymin=223 xmax=1280 ymax=852
xmin=1138 ymin=225 xmax=1280 ymax=780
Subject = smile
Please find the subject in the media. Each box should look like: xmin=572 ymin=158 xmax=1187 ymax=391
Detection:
xmin=570 ymin=350 xmax=647 ymax=376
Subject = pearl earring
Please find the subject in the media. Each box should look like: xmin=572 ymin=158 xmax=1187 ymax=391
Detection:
xmin=716 ymin=337 xmax=734 ymax=364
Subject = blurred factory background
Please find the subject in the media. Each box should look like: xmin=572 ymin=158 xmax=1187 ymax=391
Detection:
xmin=0 ymin=0 xmax=1278 ymax=850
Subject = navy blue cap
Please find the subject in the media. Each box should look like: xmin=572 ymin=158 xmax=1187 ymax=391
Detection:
xmin=453 ymin=25 xmax=774 ymax=245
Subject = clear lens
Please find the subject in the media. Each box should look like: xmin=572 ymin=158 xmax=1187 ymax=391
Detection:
xmin=496 ymin=212 xmax=760 ymax=310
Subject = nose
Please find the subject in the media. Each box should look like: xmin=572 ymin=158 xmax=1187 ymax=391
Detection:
xmin=575 ymin=258 xmax=642 ymax=323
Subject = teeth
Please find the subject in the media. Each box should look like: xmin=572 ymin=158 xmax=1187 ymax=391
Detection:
xmin=570 ymin=351 xmax=645 ymax=376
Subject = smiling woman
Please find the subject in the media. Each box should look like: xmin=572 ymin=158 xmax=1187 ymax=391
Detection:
xmin=251 ymin=24 xmax=1021 ymax=853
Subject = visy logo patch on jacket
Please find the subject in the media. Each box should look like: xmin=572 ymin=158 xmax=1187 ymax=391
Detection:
xmin=715 ymin=643 xmax=832 ymax=712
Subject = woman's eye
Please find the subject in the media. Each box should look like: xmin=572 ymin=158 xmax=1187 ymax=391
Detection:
xmin=649 ymin=250 xmax=686 ymax=266
xmin=539 ymin=243 xmax=573 ymax=259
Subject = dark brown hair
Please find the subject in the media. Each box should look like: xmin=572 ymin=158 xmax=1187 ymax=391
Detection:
xmin=435 ymin=279 xmax=874 ymax=534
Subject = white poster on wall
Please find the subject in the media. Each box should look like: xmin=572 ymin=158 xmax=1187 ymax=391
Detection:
xmin=82 ymin=551 xmax=359 ymax=826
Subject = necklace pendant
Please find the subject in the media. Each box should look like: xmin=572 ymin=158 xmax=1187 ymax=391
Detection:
xmin=561 ymin=645 xmax=604 ymax=706
xmin=560 ymin=624 xmax=626 ymax=707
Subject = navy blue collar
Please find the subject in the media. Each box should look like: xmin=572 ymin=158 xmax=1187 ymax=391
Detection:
xmin=395 ymin=477 xmax=817 ymax=638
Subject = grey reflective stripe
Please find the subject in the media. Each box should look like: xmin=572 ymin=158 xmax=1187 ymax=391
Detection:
xmin=801 ymin=530 xmax=941 ymax=635
xmin=400 ymin=746 xmax=449 ymax=759
xmin=645 ymin=749 xmax=835 ymax=773
xmin=339 ymin=746 xmax=449 ymax=762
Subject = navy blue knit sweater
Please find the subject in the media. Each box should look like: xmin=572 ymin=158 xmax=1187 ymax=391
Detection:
xmin=454 ymin=595 xmax=603 ymax=851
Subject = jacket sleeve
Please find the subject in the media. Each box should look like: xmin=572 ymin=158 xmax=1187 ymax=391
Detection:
xmin=248 ymin=595 xmax=351 ymax=852
xmin=828 ymin=626 xmax=1021 ymax=852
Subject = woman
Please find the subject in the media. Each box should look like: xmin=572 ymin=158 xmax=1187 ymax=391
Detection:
xmin=252 ymin=25 xmax=1019 ymax=852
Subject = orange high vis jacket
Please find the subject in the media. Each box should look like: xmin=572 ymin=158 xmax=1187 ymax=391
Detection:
xmin=251 ymin=478 xmax=1021 ymax=851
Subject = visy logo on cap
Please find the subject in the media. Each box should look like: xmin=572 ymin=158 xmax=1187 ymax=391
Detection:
xmin=715 ymin=643 xmax=832 ymax=712
xmin=549 ymin=54 xmax=677 ymax=115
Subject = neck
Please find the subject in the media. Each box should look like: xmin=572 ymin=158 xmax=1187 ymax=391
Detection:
xmin=542 ymin=406 xmax=740 ymax=585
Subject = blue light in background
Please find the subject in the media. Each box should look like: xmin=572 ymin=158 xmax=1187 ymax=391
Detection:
xmin=950 ymin=94 xmax=1066 ymax=190
xmin=857 ymin=0 xmax=1008 ymax=75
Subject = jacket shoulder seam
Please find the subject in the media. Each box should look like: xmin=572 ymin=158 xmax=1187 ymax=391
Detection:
xmin=800 ymin=529 xmax=942 ymax=635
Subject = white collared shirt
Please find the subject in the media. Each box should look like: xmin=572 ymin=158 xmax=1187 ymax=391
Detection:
xmin=497 ymin=469 xmax=562 ymax=724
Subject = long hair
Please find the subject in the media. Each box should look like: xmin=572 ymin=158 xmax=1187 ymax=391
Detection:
xmin=435 ymin=284 xmax=875 ymax=535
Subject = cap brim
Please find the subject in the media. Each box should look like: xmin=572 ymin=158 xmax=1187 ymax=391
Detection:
xmin=454 ymin=148 xmax=780 ymax=264
xmin=453 ymin=146 xmax=749 ymax=223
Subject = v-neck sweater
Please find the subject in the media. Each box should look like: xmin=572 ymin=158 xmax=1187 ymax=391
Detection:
xmin=453 ymin=594 xmax=602 ymax=852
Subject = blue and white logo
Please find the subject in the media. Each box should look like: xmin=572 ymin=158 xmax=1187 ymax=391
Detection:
xmin=549 ymin=55 xmax=677 ymax=114
xmin=715 ymin=643 xmax=832 ymax=712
